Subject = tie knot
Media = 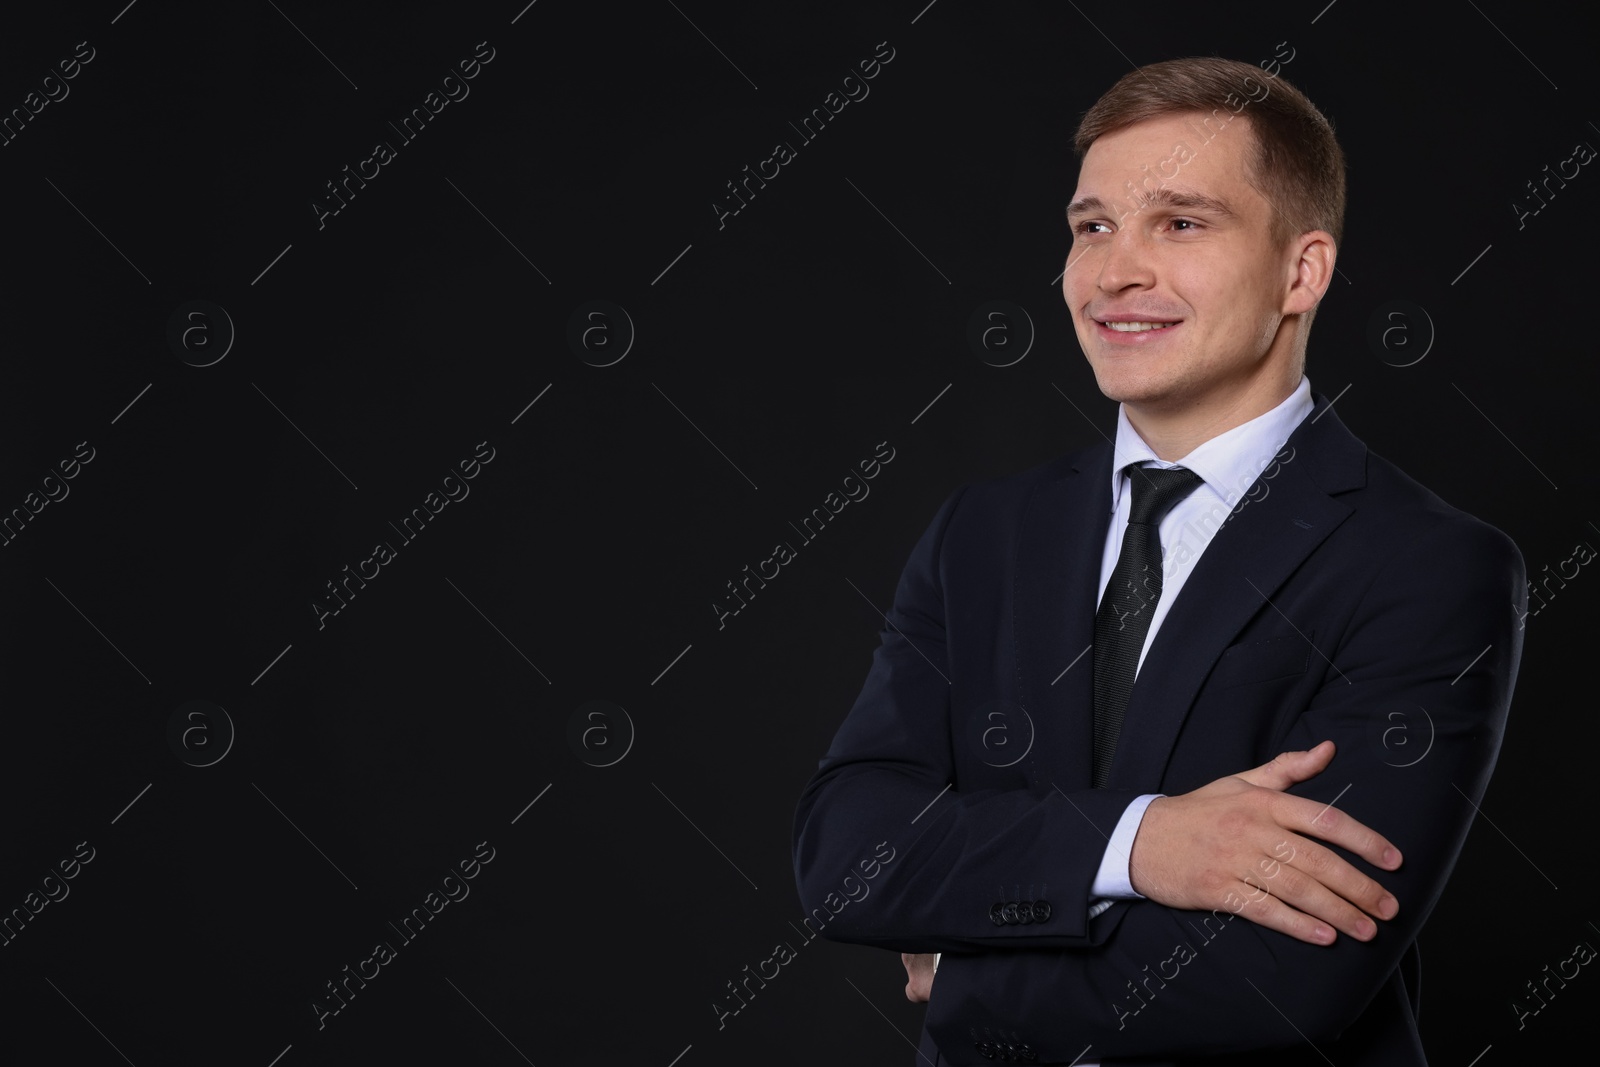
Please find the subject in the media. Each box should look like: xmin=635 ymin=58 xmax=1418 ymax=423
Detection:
xmin=1126 ymin=465 xmax=1203 ymax=526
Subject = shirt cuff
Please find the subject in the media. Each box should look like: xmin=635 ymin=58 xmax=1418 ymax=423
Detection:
xmin=1089 ymin=793 xmax=1163 ymax=900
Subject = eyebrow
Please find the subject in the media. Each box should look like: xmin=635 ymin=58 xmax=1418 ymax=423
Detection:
xmin=1066 ymin=188 xmax=1239 ymax=220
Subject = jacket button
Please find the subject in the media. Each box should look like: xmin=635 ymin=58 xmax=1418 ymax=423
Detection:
xmin=1000 ymin=902 xmax=1020 ymax=924
xmin=974 ymin=1040 xmax=998 ymax=1059
xmin=1032 ymin=899 xmax=1052 ymax=922
xmin=1017 ymin=900 xmax=1035 ymax=924
xmin=989 ymin=902 xmax=1007 ymax=925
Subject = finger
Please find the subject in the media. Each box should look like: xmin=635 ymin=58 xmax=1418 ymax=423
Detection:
xmin=1234 ymin=740 xmax=1335 ymax=791
xmin=1276 ymin=832 xmax=1400 ymax=925
xmin=1246 ymin=859 xmax=1382 ymax=942
xmin=1225 ymin=881 xmax=1342 ymax=946
xmin=1278 ymin=792 xmax=1404 ymax=873
xmin=1251 ymin=829 xmax=1398 ymax=931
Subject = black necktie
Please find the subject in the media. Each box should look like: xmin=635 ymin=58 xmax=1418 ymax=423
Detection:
xmin=1092 ymin=464 xmax=1204 ymax=788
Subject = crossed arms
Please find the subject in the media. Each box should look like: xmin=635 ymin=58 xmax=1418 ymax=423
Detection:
xmin=791 ymin=488 xmax=1525 ymax=1062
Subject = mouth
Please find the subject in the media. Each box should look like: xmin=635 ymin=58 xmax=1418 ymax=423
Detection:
xmin=1091 ymin=317 xmax=1182 ymax=343
xmin=1097 ymin=320 xmax=1178 ymax=332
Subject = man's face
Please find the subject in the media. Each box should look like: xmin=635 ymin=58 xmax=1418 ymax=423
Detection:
xmin=1063 ymin=112 xmax=1301 ymax=415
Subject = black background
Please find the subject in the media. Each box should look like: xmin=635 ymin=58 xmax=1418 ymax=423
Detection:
xmin=1 ymin=1 xmax=1594 ymax=1064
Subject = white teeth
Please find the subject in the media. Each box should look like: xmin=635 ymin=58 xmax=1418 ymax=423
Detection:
xmin=1103 ymin=321 xmax=1176 ymax=332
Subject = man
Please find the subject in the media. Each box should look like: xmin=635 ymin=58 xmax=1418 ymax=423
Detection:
xmin=791 ymin=57 xmax=1525 ymax=1066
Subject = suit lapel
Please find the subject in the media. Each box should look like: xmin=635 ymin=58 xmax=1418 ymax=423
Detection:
xmin=1014 ymin=391 xmax=1369 ymax=792
xmin=1013 ymin=442 xmax=1112 ymax=789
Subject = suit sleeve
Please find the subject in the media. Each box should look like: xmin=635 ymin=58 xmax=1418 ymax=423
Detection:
xmin=791 ymin=486 xmax=1149 ymax=952
xmin=921 ymin=514 xmax=1528 ymax=1063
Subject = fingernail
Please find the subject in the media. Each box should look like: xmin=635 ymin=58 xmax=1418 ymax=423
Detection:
xmin=1380 ymin=895 xmax=1398 ymax=919
xmin=1314 ymin=925 xmax=1335 ymax=944
xmin=1357 ymin=919 xmax=1376 ymax=940
xmin=1383 ymin=848 xmax=1400 ymax=867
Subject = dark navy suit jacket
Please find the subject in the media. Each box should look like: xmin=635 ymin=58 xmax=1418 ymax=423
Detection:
xmin=792 ymin=390 xmax=1526 ymax=1065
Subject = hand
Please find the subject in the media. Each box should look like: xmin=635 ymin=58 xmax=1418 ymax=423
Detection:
xmin=1127 ymin=740 xmax=1402 ymax=946
xmin=901 ymin=952 xmax=937 ymax=1002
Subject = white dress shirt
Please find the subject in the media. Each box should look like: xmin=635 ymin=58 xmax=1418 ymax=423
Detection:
xmin=932 ymin=376 xmax=1315 ymax=1053
xmin=1087 ymin=374 xmax=1313 ymax=904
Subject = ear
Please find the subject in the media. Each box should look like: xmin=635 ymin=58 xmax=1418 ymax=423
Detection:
xmin=1282 ymin=230 xmax=1335 ymax=316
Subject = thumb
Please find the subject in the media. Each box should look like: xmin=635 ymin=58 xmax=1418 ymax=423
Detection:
xmin=1236 ymin=740 xmax=1335 ymax=790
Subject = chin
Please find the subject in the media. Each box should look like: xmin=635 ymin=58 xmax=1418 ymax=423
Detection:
xmin=1088 ymin=360 xmax=1166 ymax=405
xmin=1099 ymin=383 xmax=1166 ymax=406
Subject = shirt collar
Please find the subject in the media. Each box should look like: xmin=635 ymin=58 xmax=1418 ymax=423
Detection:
xmin=1108 ymin=375 xmax=1314 ymax=513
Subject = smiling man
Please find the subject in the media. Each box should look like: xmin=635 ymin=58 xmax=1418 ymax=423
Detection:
xmin=792 ymin=57 xmax=1526 ymax=1065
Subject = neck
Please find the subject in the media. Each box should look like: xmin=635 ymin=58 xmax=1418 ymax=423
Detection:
xmin=1125 ymin=360 xmax=1301 ymax=461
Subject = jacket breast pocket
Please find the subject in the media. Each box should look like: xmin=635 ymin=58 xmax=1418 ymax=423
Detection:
xmin=1210 ymin=632 xmax=1313 ymax=689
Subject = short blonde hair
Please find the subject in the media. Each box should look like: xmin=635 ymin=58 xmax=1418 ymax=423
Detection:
xmin=1074 ymin=56 xmax=1345 ymax=250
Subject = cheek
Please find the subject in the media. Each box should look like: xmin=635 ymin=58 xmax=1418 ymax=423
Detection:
xmin=1179 ymin=262 xmax=1266 ymax=327
xmin=1061 ymin=276 xmax=1081 ymax=311
xmin=1062 ymin=254 xmax=1096 ymax=306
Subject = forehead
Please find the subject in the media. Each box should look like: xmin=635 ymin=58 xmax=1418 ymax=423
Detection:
xmin=1074 ymin=111 xmax=1260 ymax=203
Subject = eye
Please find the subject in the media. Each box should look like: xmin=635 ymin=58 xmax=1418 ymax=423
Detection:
xmin=1169 ymin=218 xmax=1201 ymax=231
xmin=1074 ymin=220 xmax=1111 ymax=235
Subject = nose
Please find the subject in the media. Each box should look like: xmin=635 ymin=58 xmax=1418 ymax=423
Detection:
xmin=1096 ymin=223 xmax=1155 ymax=295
